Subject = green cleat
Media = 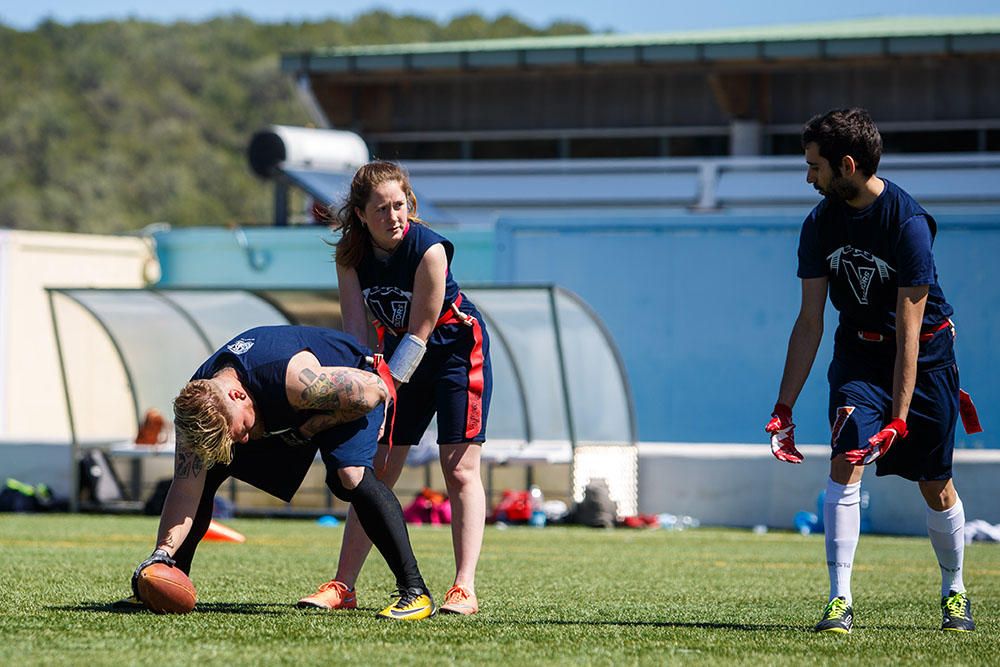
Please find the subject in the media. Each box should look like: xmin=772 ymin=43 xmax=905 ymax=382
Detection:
xmin=814 ymin=596 xmax=853 ymax=634
xmin=941 ymin=591 xmax=975 ymax=632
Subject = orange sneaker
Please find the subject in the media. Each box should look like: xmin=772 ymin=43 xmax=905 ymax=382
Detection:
xmin=439 ymin=585 xmax=479 ymax=615
xmin=297 ymin=580 xmax=357 ymax=610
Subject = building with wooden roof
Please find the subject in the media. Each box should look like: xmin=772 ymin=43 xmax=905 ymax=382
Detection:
xmin=282 ymin=16 xmax=1000 ymax=160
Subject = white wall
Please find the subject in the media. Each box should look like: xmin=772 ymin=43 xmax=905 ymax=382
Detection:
xmin=0 ymin=230 xmax=156 ymax=443
xmin=638 ymin=443 xmax=1000 ymax=536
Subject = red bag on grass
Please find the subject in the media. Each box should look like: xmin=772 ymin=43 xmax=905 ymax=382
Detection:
xmin=492 ymin=489 xmax=533 ymax=523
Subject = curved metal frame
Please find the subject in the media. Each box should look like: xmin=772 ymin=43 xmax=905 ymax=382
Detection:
xmin=467 ymin=301 xmax=533 ymax=444
xmin=250 ymin=289 xmax=315 ymax=325
xmin=48 ymin=289 xmax=142 ymax=512
xmin=548 ymin=286 xmax=578 ymax=449
xmin=49 ymin=289 xmax=144 ymax=432
xmin=151 ymin=290 xmax=215 ymax=355
xmin=554 ymin=285 xmax=638 ymax=446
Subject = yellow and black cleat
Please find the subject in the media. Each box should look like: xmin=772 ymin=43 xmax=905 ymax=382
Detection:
xmin=941 ymin=591 xmax=975 ymax=632
xmin=814 ymin=596 xmax=853 ymax=634
xmin=376 ymin=587 xmax=435 ymax=621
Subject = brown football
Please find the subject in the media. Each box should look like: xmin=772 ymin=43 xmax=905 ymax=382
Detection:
xmin=137 ymin=563 xmax=197 ymax=614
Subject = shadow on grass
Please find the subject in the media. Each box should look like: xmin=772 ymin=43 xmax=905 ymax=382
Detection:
xmin=52 ymin=601 xmax=286 ymax=615
xmin=475 ymin=618 xmax=930 ymax=633
xmin=476 ymin=618 xmax=810 ymax=632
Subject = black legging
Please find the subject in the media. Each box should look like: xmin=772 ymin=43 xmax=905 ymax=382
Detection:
xmin=171 ymin=464 xmax=425 ymax=593
xmin=326 ymin=467 xmax=425 ymax=592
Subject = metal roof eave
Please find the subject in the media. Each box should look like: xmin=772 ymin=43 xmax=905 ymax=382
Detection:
xmin=281 ymin=15 xmax=1000 ymax=74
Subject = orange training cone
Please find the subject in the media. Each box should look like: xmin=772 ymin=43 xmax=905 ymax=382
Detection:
xmin=204 ymin=519 xmax=246 ymax=543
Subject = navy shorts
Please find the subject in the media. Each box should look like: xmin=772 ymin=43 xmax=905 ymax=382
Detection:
xmin=381 ymin=319 xmax=492 ymax=446
xmin=827 ymin=358 xmax=959 ymax=481
xmin=222 ymin=404 xmax=383 ymax=502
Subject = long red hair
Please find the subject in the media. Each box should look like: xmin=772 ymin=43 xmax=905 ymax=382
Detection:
xmin=330 ymin=161 xmax=422 ymax=268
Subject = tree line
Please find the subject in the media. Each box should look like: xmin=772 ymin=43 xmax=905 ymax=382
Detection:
xmin=0 ymin=12 xmax=588 ymax=233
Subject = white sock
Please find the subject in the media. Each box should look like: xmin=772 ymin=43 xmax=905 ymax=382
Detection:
xmin=926 ymin=496 xmax=966 ymax=598
xmin=824 ymin=478 xmax=861 ymax=603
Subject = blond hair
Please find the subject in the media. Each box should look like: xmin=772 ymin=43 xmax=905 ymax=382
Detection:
xmin=172 ymin=379 xmax=234 ymax=467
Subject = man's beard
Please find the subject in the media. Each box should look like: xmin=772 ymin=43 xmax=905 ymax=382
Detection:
xmin=817 ymin=170 xmax=860 ymax=201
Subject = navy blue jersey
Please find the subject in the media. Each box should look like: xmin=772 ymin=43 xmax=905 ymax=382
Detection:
xmin=356 ymin=222 xmax=461 ymax=335
xmin=192 ymin=326 xmax=370 ymax=433
xmin=797 ymin=179 xmax=955 ymax=369
xmin=354 ymin=222 xmax=492 ymax=445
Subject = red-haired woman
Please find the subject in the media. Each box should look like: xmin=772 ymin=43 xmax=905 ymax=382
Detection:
xmin=298 ymin=161 xmax=491 ymax=616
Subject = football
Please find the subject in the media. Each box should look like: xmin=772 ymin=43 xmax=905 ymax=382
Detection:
xmin=137 ymin=563 xmax=197 ymax=614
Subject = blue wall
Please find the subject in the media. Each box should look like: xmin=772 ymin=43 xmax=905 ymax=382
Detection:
xmin=496 ymin=213 xmax=1000 ymax=448
xmin=153 ymin=226 xmax=496 ymax=288
xmin=153 ymin=216 xmax=998 ymax=447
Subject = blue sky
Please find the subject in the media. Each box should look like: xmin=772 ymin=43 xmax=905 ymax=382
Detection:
xmin=2 ymin=0 xmax=998 ymax=33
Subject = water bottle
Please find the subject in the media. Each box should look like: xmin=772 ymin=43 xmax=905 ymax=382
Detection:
xmin=794 ymin=510 xmax=819 ymax=535
xmin=529 ymin=485 xmax=546 ymax=527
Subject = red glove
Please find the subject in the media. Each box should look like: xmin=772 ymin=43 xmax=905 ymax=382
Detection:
xmin=765 ymin=403 xmax=803 ymax=464
xmin=845 ymin=418 xmax=907 ymax=465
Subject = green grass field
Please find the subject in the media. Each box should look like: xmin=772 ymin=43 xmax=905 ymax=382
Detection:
xmin=1 ymin=514 xmax=997 ymax=666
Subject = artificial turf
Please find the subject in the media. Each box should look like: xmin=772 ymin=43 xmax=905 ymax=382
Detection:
xmin=1 ymin=514 xmax=997 ymax=665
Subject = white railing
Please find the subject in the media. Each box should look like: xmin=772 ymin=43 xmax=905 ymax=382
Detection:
xmin=403 ymin=153 xmax=1000 ymax=224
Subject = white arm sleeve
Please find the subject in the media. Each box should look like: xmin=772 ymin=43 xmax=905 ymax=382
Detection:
xmin=388 ymin=333 xmax=427 ymax=383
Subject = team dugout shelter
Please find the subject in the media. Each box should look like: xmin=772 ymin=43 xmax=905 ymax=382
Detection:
xmin=47 ymin=287 xmax=637 ymax=516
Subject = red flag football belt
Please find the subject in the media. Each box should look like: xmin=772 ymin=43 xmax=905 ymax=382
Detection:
xmin=854 ymin=317 xmax=983 ymax=436
xmin=369 ymin=354 xmax=398 ymax=472
xmin=959 ymin=389 xmax=983 ymax=435
xmin=857 ymin=318 xmax=953 ymax=343
xmin=372 ymin=293 xmax=469 ymax=345
xmin=372 ymin=292 xmax=485 ymax=453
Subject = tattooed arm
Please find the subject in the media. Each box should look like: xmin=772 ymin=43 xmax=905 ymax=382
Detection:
xmin=152 ymin=438 xmax=208 ymax=557
xmin=286 ymin=350 xmax=389 ymax=436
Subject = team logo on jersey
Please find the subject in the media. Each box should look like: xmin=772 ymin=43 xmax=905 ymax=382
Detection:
xmin=363 ymin=286 xmax=413 ymax=330
xmin=227 ymin=338 xmax=255 ymax=354
xmin=827 ymin=245 xmax=894 ymax=305
xmin=831 ymin=405 xmax=855 ymax=446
